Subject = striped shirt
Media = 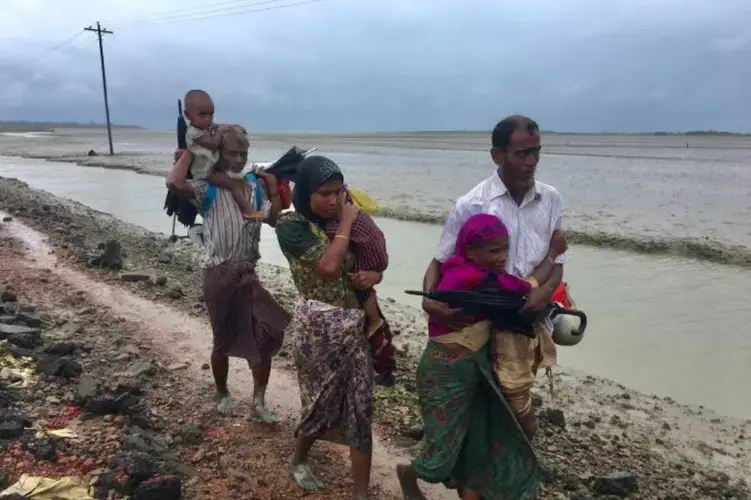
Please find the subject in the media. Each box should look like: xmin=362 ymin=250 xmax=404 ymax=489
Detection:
xmin=434 ymin=173 xmax=566 ymax=279
xmin=191 ymin=179 xmax=270 ymax=269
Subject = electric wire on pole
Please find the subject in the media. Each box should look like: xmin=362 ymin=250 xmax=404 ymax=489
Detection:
xmin=84 ymin=22 xmax=115 ymax=155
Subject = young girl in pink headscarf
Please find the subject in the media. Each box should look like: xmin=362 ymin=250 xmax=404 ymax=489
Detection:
xmin=398 ymin=213 xmax=565 ymax=500
xmin=428 ymin=213 xmax=566 ymax=343
xmin=429 ymin=213 xmax=566 ymax=438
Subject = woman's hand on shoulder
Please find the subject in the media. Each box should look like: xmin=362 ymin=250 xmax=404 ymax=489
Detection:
xmin=338 ymin=193 xmax=359 ymax=224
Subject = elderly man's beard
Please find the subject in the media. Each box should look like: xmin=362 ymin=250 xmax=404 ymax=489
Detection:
xmin=519 ymin=177 xmax=535 ymax=192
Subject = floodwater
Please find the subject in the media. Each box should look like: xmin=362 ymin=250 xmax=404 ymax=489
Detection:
xmin=1 ymin=155 xmax=751 ymax=419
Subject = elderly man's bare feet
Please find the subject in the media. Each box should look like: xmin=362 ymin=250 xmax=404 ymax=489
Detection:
xmin=396 ymin=464 xmax=426 ymax=500
xmin=291 ymin=462 xmax=324 ymax=491
xmin=216 ymin=394 xmax=233 ymax=415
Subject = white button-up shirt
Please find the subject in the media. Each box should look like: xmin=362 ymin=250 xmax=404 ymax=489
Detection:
xmin=435 ymin=173 xmax=566 ymax=279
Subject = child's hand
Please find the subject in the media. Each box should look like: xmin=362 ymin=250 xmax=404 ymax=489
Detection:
xmin=549 ymin=229 xmax=567 ymax=257
xmin=349 ymin=271 xmax=382 ymax=290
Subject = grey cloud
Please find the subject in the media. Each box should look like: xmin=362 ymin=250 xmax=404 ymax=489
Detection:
xmin=1 ymin=0 xmax=750 ymax=132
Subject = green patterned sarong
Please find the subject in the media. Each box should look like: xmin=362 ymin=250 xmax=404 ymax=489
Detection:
xmin=412 ymin=342 xmax=541 ymax=499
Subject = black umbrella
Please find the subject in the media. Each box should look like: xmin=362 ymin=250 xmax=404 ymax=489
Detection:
xmin=176 ymin=98 xmax=187 ymax=150
xmin=263 ymin=146 xmax=316 ymax=182
xmin=164 ymin=99 xmax=198 ymax=230
xmin=405 ymin=288 xmax=587 ymax=339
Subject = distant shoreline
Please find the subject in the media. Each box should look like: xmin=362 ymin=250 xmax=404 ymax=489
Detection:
xmin=0 ymin=121 xmax=143 ymax=133
xmin=0 ymin=121 xmax=747 ymax=136
xmin=384 ymin=129 xmax=751 ymax=137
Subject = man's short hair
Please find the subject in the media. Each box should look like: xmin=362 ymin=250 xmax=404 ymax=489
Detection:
xmin=491 ymin=115 xmax=540 ymax=150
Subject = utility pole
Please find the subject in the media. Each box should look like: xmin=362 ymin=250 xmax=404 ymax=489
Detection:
xmin=84 ymin=22 xmax=114 ymax=155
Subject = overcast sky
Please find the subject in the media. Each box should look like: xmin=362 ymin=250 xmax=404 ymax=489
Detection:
xmin=1 ymin=0 xmax=749 ymax=132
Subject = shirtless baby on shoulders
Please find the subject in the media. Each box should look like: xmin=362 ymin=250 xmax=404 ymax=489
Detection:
xmin=183 ymin=89 xmax=264 ymax=220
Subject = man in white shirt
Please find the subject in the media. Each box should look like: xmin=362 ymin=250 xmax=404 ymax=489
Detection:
xmin=422 ymin=115 xmax=566 ymax=438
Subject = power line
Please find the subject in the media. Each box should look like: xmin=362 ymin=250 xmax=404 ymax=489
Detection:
xmin=109 ymin=0 xmax=326 ymax=28
xmin=2 ymin=30 xmax=84 ymax=67
xmin=39 ymin=31 xmax=85 ymax=59
xmin=104 ymin=0 xmax=281 ymax=26
xmin=84 ymin=22 xmax=115 ymax=156
xmin=28 ymin=34 xmax=96 ymax=83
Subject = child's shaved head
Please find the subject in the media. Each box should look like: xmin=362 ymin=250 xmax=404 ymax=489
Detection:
xmin=184 ymin=89 xmax=214 ymax=128
xmin=184 ymin=89 xmax=212 ymax=110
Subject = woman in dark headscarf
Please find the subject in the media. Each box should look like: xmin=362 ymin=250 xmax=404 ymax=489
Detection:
xmin=275 ymin=155 xmax=378 ymax=499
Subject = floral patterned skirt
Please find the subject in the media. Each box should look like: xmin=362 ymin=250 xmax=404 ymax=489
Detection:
xmin=412 ymin=342 xmax=541 ymax=499
xmin=291 ymin=300 xmax=374 ymax=453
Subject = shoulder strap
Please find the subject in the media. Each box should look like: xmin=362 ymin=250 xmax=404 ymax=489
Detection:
xmin=203 ymin=184 xmax=217 ymax=216
xmin=245 ymin=173 xmax=263 ymax=211
xmin=202 ymin=173 xmax=262 ymax=217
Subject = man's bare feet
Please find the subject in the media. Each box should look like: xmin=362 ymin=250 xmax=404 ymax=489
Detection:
xmin=249 ymin=401 xmax=278 ymax=424
xmin=216 ymin=394 xmax=233 ymax=415
xmin=291 ymin=462 xmax=324 ymax=491
xmin=396 ymin=464 xmax=426 ymax=500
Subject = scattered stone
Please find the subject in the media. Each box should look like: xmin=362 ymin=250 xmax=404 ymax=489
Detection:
xmin=121 ymin=272 xmax=153 ymax=283
xmin=120 ymin=360 xmax=154 ymax=378
xmin=37 ymin=356 xmax=83 ymax=378
xmin=17 ymin=311 xmax=42 ymax=327
xmin=0 ymin=290 xmax=17 ymax=302
xmin=539 ymin=408 xmax=566 ymax=429
xmin=0 ymin=469 xmax=10 ymax=489
xmin=5 ymin=345 xmax=34 ymax=360
xmin=155 ymin=275 xmax=168 ymax=286
xmin=0 ymin=322 xmax=41 ymax=338
xmin=6 ymin=332 xmax=41 ymax=349
xmin=1 ymin=216 xmax=12 ymax=222
xmin=0 ymin=411 xmax=26 ymax=439
xmin=89 ymin=240 xmax=123 ymax=269
xmin=405 ymin=424 xmax=424 ymax=441
xmin=126 ymin=453 xmax=156 ymax=485
xmin=167 ymin=362 xmax=188 ymax=371
xmin=123 ymin=344 xmax=141 ymax=355
xmin=44 ymin=341 xmax=77 ymax=356
xmin=531 ymin=393 xmax=543 ymax=408
xmin=0 ymin=494 xmax=26 ymax=500
xmin=84 ymin=395 xmax=125 ymax=415
xmin=0 ymin=315 xmax=16 ymax=324
xmin=157 ymin=253 xmax=172 ymax=264
xmin=200 ymin=363 xmax=210 ymax=370
xmin=132 ymin=476 xmax=181 ymax=500
xmin=179 ymin=423 xmax=204 ymax=445
xmin=166 ymin=287 xmax=183 ymax=299
xmin=569 ymin=487 xmax=593 ymax=500
xmin=593 ymin=471 xmax=638 ymax=497
xmin=27 ymin=436 xmax=57 ymax=461
xmin=76 ymin=374 xmax=100 ymax=405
